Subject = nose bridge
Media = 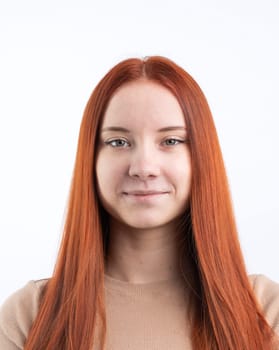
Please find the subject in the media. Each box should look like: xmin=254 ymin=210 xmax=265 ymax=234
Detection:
xmin=128 ymin=139 xmax=159 ymax=178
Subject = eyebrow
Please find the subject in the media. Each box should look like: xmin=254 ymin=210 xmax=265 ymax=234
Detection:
xmin=101 ymin=126 xmax=187 ymax=133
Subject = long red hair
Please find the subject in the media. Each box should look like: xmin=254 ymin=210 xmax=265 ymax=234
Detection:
xmin=24 ymin=56 xmax=278 ymax=349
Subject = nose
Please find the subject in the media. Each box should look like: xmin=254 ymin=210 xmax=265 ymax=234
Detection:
xmin=128 ymin=146 xmax=160 ymax=180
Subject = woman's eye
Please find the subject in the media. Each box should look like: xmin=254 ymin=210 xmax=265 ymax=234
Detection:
xmin=163 ymin=138 xmax=184 ymax=146
xmin=105 ymin=139 xmax=130 ymax=148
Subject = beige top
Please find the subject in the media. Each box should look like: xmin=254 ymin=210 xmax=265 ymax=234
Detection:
xmin=0 ymin=274 xmax=279 ymax=349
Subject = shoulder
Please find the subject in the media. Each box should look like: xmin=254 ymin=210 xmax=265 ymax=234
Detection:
xmin=249 ymin=274 xmax=279 ymax=334
xmin=0 ymin=279 xmax=48 ymax=349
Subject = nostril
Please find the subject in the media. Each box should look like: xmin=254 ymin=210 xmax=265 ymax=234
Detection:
xmin=128 ymin=163 xmax=161 ymax=179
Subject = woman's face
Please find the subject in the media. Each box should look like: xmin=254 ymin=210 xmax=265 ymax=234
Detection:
xmin=96 ymin=80 xmax=191 ymax=231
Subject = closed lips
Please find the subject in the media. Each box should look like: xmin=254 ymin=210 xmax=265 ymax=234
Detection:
xmin=123 ymin=191 xmax=169 ymax=195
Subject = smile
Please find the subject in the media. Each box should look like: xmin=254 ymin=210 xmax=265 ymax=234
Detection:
xmin=122 ymin=191 xmax=169 ymax=201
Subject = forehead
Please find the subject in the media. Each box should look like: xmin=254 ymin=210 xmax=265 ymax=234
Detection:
xmin=102 ymin=80 xmax=185 ymax=128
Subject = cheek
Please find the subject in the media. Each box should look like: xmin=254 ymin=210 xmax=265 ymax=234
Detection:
xmin=95 ymin=154 xmax=110 ymax=201
xmin=170 ymin=156 xmax=192 ymax=193
xmin=174 ymin=167 xmax=191 ymax=187
xmin=95 ymin=153 xmax=125 ymax=197
xmin=171 ymin=152 xmax=191 ymax=178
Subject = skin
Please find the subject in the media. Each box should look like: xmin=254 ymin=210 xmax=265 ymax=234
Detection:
xmin=96 ymin=79 xmax=192 ymax=283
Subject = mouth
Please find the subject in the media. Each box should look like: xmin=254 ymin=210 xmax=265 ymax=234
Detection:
xmin=122 ymin=191 xmax=170 ymax=202
xmin=123 ymin=190 xmax=169 ymax=196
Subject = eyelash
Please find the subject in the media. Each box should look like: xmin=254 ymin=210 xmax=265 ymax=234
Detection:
xmin=104 ymin=138 xmax=186 ymax=148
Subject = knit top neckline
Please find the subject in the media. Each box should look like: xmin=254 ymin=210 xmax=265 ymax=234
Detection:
xmin=104 ymin=273 xmax=187 ymax=297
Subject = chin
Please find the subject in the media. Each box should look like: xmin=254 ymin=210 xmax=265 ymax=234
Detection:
xmin=122 ymin=217 xmax=173 ymax=231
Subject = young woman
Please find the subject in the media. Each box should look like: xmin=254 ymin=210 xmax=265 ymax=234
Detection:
xmin=0 ymin=56 xmax=279 ymax=350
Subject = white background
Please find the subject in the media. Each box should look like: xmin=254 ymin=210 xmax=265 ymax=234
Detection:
xmin=0 ymin=0 xmax=278 ymax=304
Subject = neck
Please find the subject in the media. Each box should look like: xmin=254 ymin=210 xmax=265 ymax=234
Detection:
xmin=105 ymin=219 xmax=183 ymax=284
